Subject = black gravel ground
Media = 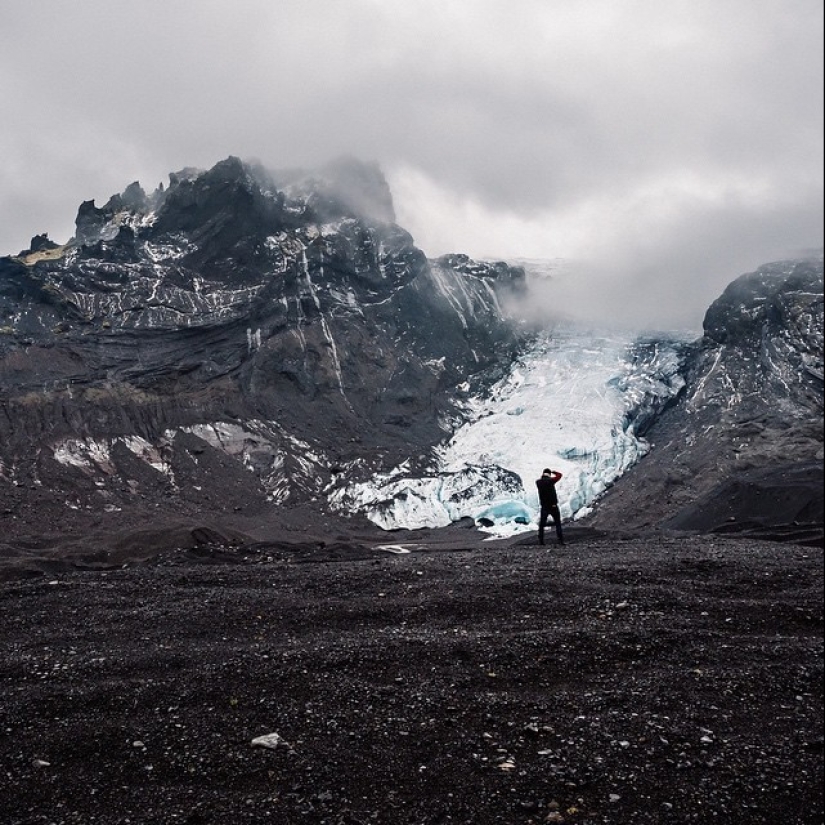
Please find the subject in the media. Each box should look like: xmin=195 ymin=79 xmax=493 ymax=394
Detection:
xmin=0 ymin=531 xmax=822 ymax=825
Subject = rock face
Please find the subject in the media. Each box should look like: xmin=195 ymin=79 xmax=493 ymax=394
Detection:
xmin=0 ymin=157 xmax=528 ymax=561
xmin=0 ymin=155 xmax=822 ymax=565
xmin=588 ymin=256 xmax=824 ymax=544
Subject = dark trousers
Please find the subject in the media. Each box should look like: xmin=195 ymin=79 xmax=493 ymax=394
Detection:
xmin=539 ymin=505 xmax=564 ymax=545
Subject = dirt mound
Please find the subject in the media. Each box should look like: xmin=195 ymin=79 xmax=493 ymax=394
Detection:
xmin=665 ymin=461 xmax=824 ymax=546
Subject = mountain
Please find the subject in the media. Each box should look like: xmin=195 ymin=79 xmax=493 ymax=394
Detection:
xmin=0 ymin=157 xmax=529 ymax=565
xmin=587 ymin=256 xmax=824 ymax=544
xmin=0 ymin=157 xmax=822 ymax=571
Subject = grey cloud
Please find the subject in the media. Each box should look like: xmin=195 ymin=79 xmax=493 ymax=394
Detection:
xmin=1 ymin=0 xmax=821 ymax=329
xmin=515 ymin=191 xmax=825 ymax=334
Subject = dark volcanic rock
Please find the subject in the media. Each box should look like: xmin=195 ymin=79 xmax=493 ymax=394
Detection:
xmin=0 ymin=534 xmax=821 ymax=824
xmin=587 ymin=256 xmax=824 ymax=543
xmin=666 ymin=461 xmax=824 ymax=545
xmin=26 ymin=233 xmax=59 ymax=254
xmin=0 ymin=157 xmax=528 ymax=556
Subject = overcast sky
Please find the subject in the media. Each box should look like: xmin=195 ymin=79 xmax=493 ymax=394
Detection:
xmin=1 ymin=0 xmax=822 ymax=331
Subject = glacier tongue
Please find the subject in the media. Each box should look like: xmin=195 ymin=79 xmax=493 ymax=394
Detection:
xmin=331 ymin=326 xmax=688 ymax=535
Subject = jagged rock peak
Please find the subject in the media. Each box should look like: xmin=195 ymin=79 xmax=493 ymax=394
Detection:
xmin=702 ymin=254 xmax=824 ymax=347
xmin=68 ymin=155 xmax=397 ymax=249
xmin=26 ymin=233 xmax=59 ymax=255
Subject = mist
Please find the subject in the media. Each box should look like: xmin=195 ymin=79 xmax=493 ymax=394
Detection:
xmin=1 ymin=0 xmax=822 ymax=331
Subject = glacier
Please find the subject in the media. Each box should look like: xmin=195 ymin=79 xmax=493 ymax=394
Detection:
xmin=330 ymin=325 xmax=690 ymax=535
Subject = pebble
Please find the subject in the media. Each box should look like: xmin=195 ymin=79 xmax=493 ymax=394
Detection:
xmin=251 ymin=732 xmax=290 ymax=750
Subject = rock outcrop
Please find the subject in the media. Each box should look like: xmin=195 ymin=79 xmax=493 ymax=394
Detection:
xmin=0 ymin=157 xmax=528 ymax=561
xmin=587 ymin=256 xmax=824 ymax=544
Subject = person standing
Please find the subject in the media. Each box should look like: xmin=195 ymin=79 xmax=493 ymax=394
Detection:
xmin=536 ymin=468 xmax=565 ymax=546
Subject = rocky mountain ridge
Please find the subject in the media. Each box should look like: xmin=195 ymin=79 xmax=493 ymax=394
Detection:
xmin=0 ymin=157 xmax=530 ymax=568
xmin=0 ymin=156 xmax=822 ymax=573
xmin=588 ymin=256 xmax=823 ymax=544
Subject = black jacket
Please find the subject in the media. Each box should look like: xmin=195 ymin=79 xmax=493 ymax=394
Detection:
xmin=536 ymin=471 xmax=562 ymax=508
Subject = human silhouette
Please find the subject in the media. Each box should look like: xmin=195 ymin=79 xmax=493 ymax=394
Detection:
xmin=535 ymin=468 xmax=565 ymax=546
